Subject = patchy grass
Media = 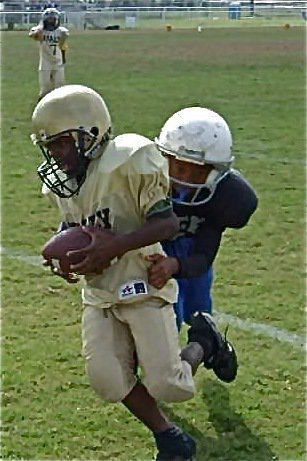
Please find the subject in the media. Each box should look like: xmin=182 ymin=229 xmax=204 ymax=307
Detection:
xmin=1 ymin=27 xmax=305 ymax=460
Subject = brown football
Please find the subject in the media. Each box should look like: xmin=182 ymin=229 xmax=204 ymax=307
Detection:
xmin=42 ymin=226 xmax=113 ymax=273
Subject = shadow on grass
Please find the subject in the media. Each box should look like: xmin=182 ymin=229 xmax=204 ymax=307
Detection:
xmin=162 ymin=378 xmax=278 ymax=461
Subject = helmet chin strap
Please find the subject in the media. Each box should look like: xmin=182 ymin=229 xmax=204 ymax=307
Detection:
xmin=171 ymin=169 xmax=230 ymax=206
xmin=204 ymin=169 xmax=220 ymax=186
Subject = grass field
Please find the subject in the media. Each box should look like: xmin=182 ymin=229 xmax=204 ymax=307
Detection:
xmin=1 ymin=26 xmax=306 ymax=460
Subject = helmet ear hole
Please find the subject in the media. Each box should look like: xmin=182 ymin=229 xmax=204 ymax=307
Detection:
xmin=90 ymin=126 xmax=99 ymax=137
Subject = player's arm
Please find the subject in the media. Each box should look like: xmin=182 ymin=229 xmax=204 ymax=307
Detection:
xmin=68 ymin=202 xmax=179 ymax=274
xmin=175 ymin=223 xmax=223 ymax=278
xmin=115 ymin=204 xmax=178 ymax=256
xmin=61 ymin=50 xmax=66 ymax=64
xmin=29 ymin=26 xmax=43 ymax=41
xmin=148 ymin=174 xmax=258 ymax=286
xmin=147 ymin=223 xmax=223 ymax=288
xmin=60 ymin=42 xmax=68 ymax=64
xmin=167 ymin=172 xmax=258 ymax=278
xmin=68 ymin=145 xmax=179 ymax=273
xmin=59 ymin=30 xmax=69 ymax=64
xmin=220 ymin=170 xmax=258 ymax=228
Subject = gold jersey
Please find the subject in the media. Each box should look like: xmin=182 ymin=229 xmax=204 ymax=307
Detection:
xmin=29 ymin=25 xmax=69 ymax=70
xmin=43 ymin=133 xmax=178 ymax=308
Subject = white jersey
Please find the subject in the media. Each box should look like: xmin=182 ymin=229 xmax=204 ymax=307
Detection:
xmin=43 ymin=133 xmax=178 ymax=308
xmin=29 ymin=25 xmax=69 ymax=71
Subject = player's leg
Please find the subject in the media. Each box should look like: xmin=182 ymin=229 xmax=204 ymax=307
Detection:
xmin=120 ymin=299 xmax=198 ymax=460
xmin=154 ymin=426 xmax=196 ymax=461
xmin=38 ymin=70 xmax=53 ymax=99
xmin=162 ymin=237 xmax=193 ymax=330
xmin=82 ymin=305 xmax=185 ymax=445
xmin=162 ymin=238 xmax=237 ymax=382
xmin=121 ymin=381 xmax=196 ymax=461
xmin=119 ymin=298 xmax=197 ymax=403
xmin=53 ymin=66 xmax=65 ymax=89
xmin=123 ymin=298 xmax=236 ymax=459
xmin=187 ymin=312 xmax=238 ymax=383
xmin=173 ymin=278 xmax=188 ymax=330
xmin=82 ymin=305 xmax=137 ymax=402
xmin=182 ymin=266 xmax=214 ymax=324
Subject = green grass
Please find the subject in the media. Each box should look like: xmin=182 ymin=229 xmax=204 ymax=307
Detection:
xmin=1 ymin=27 xmax=306 ymax=460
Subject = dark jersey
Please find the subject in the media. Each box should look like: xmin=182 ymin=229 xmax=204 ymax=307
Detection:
xmin=165 ymin=169 xmax=258 ymax=278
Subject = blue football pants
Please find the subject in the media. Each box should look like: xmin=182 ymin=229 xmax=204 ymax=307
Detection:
xmin=162 ymin=237 xmax=213 ymax=330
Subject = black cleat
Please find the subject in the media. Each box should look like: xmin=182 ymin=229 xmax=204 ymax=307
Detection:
xmin=187 ymin=312 xmax=238 ymax=383
xmin=154 ymin=425 xmax=196 ymax=461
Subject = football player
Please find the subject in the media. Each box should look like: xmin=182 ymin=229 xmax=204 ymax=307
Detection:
xmin=31 ymin=85 xmax=231 ymax=461
xmin=147 ymin=107 xmax=258 ymax=382
xmin=29 ymin=7 xmax=69 ymax=100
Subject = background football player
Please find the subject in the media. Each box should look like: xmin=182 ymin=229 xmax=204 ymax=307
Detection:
xmin=147 ymin=107 xmax=258 ymax=382
xmin=29 ymin=7 xmax=69 ymax=100
xmin=31 ymin=85 xmax=231 ymax=461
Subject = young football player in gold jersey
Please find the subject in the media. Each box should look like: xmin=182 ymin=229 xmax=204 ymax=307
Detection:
xmin=29 ymin=7 xmax=69 ymax=100
xmin=31 ymin=85 xmax=226 ymax=461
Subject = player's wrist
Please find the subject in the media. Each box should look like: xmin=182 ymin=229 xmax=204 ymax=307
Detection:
xmin=170 ymin=257 xmax=180 ymax=275
xmin=110 ymin=235 xmax=130 ymax=259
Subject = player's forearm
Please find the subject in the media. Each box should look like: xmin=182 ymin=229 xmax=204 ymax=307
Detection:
xmin=176 ymin=254 xmax=212 ymax=278
xmin=175 ymin=228 xmax=221 ymax=278
xmin=114 ymin=214 xmax=179 ymax=258
xmin=61 ymin=50 xmax=66 ymax=64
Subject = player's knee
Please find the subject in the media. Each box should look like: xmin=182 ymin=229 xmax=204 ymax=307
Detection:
xmin=85 ymin=360 xmax=128 ymax=403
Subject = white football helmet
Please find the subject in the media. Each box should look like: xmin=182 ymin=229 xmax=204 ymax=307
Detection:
xmin=31 ymin=85 xmax=112 ymax=198
xmin=155 ymin=107 xmax=234 ymax=206
xmin=42 ymin=7 xmax=60 ymax=30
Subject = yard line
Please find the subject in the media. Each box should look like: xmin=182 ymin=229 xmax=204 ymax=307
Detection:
xmin=1 ymin=246 xmax=305 ymax=351
xmin=215 ymin=311 xmax=305 ymax=350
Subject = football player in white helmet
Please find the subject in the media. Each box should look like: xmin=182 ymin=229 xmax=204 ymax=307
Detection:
xmin=147 ymin=107 xmax=258 ymax=383
xmin=29 ymin=7 xmax=69 ymax=100
xmin=31 ymin=86 xmax=229 ymax=461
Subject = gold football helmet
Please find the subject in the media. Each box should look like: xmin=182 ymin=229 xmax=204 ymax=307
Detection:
xmin=31 ymin=85 xmax=112 ymax=198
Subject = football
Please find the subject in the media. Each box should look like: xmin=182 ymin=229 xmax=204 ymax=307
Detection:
xmin=42 ymin=226 xmax=114 ymax=273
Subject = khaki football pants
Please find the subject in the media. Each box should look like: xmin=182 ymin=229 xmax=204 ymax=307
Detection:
xmin=82 ymin=298 xmax=196 ymax=403
xmin=38 ymin=67 xmax=65 ymax=98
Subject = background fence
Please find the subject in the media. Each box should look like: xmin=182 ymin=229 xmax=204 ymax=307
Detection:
xmin=0 ymin=1 xmax=306 ymax=29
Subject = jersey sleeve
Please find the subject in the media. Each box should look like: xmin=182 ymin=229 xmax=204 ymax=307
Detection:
xmin=29 ymin=26 xmax=43 ymax=40
xmin=59 ymin=42 xmax=68 ymax=51
xmin=59 ymin=28 xmax=69 ymax=50
xmin=174 ymin=170 xmax=258 ymax=278
xmin=215 ymin=170 xmax=258 ymax=229
xmin=126 ymin=143 xmax=172 ymax=220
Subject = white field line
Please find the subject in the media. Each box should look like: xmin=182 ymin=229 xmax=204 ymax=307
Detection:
xmin=1 ymin=246 xmax=305 ymax=351
xmin=215 ymin=311 xmax=305 ymax=350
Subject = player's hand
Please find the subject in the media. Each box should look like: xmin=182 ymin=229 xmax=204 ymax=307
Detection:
xmin=67 ymin=227 xmax=117 ymax=275
xmin=33 ymin=28 xmax=44 ymax=41
xmin=43 ymin=259 xmax=79 ymax=284
xmin=146 ymin=254 xmax=180 ymax=289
